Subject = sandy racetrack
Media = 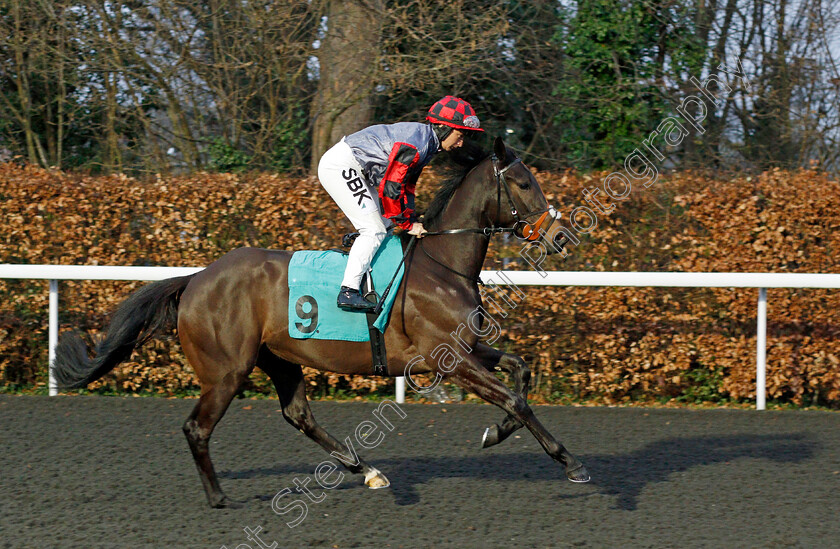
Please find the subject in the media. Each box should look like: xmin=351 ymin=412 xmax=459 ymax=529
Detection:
xmin=1 ymin=395 xmax=838 ymax=548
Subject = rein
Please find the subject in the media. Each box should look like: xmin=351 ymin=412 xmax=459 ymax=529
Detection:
xmin=422 ymin=227 xmax=512 ymax=236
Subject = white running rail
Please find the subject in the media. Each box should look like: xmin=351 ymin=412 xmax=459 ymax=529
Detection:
xmin=1 ymin=265 xmax=838 ymax=409
xmin=0 ymin=265 xmax=202 ymax=397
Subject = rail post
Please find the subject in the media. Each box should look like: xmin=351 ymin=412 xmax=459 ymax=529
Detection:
xmin=48 ymin=279 xmax=58 ymax=396
xmin=756 ymin=288 xmax=767 ymax=410
xmin=395 ymin=376 xmax=405 ymax=404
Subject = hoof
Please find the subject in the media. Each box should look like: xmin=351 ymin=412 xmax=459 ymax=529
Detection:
xmin=481 ymin=425 xmax=500 ymax=449
xmin=364 ymin=469 xmax=390 ymax=489
xmin=566 ymin=463 xmax=590 ymax=483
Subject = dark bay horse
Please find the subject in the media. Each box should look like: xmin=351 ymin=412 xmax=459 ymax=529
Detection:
xmin=54 ymin=137 xmax=590 ymax=508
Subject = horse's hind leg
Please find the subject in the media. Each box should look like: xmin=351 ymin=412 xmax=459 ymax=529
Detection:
xmin=473 ymin=343 xmax=529 ymax=449
xmin=258 ymin=348 xmax=390 ymax=489
xmin=182 ymin=367 xmax=252 ymax=508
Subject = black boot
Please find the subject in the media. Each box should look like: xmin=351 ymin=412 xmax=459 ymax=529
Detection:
xmin=337 ymin=286 xmax=375 ymax=311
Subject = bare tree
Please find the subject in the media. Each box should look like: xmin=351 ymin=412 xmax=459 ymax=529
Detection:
xmin=0 ymin=0 xmax=79 ymax=167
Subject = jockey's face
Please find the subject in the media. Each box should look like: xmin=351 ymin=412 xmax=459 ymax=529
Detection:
xmin=441 ymin=129 xmax=465 ymax=151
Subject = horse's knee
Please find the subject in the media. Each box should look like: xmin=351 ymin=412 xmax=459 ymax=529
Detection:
xmin=507 ymin=395 xmax=532 ymax=419
xmin=501 ymin=354 xmax=529 ymax=380
xmin=517 ymin=363 xmax=531 ymax=385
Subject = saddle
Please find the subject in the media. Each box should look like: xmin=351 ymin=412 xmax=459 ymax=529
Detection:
xmin=287 ymin=232 xmax=402 ymax=375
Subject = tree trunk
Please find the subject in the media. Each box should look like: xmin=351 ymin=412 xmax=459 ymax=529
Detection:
xmin=103 ymin=71 xmax=122 ymax=173
xmin=309 ymin=0 xmax=383 ymax=174
xmin=11 ymin=0 xmax=40 ymax=165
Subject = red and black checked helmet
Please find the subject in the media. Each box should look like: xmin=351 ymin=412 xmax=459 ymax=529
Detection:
xmin=426 ymin=96 xmax=483 ymax=132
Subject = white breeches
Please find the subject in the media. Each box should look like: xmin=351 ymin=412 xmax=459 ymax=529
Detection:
xmin=318 ymin=139 xmax=391 ymax=290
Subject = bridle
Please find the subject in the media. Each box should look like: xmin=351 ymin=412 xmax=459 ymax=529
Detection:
xmin=490 ymin=154 xmax=553 ymax=241
xmin=423 ymin=154 xmax=553 ymax=239
xmin=419 ymin=153 xmax=557 ymax=283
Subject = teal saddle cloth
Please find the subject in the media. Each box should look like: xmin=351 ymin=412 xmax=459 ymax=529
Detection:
xmin=287 ymin=234 xmax=405 ymax=341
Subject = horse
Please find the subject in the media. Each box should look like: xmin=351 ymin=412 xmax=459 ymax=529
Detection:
xmin=53 ymin=137 xmax=590 ymax=508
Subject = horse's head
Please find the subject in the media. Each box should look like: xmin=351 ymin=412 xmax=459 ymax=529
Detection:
xmin=485 ymin=137 xmax=567 ymax=252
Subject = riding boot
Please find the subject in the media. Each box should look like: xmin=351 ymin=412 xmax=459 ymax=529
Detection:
xmin=337 ymin=286 xmax=376 ymax=311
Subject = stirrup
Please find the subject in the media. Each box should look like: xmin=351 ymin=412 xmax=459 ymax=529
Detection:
xmin=342 ymin=232 xmax=360 ymax=248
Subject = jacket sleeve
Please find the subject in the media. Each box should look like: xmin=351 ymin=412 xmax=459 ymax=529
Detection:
xmin=378 ymin=142 xmax=421 ymax=230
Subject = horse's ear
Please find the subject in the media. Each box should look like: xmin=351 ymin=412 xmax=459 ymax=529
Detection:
xmin=493 ymin=136 xmax=506 ymax=161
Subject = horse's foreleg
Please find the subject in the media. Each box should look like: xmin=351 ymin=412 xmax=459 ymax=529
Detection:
xmin=448 ymin=358 xmax=590 ymax=483
xmin=472 ymin=344 xmax=529 ymax=449
xmin=260 ymin=351 xmax=390 ymax=489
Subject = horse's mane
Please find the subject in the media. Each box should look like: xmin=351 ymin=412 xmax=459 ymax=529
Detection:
xmin=422 ymin=140 xmax=489 ymax=227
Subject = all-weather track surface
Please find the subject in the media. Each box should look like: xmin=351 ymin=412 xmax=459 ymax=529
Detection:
xmin=1 ymin=396 xmax=838 ymax=548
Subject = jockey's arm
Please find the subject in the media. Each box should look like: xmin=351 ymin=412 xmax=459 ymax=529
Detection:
xmin=378 ymin=142 xmax=421 ymax=231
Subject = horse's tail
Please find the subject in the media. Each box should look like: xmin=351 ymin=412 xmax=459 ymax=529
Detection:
xmin=53 ymin=275 xmax=195 ymax=390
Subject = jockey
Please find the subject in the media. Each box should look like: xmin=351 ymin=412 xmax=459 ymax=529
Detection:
xmin=318 ymin=96 xmax=483 ymax=311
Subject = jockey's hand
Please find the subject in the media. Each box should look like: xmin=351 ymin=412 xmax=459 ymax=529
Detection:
xmin=407 ymin=222 xmax=427 ymax=238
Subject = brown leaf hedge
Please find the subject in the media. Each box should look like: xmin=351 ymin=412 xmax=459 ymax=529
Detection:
xmin=1 ymin=163 xmax=839 ymax=406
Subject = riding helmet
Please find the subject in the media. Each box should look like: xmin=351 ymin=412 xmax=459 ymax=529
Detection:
xmin=427 ymin=96 xmax=483 ymax=133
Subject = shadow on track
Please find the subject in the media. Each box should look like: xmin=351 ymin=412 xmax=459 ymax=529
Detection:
xmin=220 ymin=432 xmax=815 ymax=510
xmin=576 ymin=432 xmax=816 ymax=510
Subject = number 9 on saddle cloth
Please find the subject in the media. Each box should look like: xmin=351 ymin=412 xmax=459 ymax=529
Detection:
xmin=286 ymin=233 xmax=404 ymax=374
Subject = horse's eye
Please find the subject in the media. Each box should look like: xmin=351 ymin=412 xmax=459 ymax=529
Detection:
xmin=518 ymin=182 xmax=530 ymax=190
